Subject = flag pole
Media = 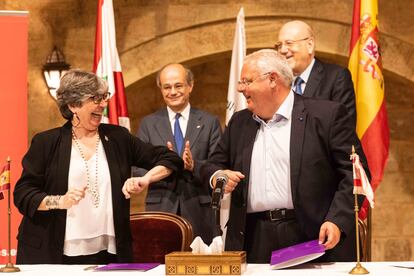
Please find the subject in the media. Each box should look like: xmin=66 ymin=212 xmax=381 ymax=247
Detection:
xmin=0 ymin=157 xmax=20 ymax=273
xmin=349 ymin=147 xmax=368 ymax=275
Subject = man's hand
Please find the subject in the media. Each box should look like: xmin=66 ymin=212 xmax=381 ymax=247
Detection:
xmin=318 ymin=221 xmax=341 ymax=250
xmin=214 ymin=169 xmax=245 ymax=193
xmin=167 ymin=141 xmax=174 ymax=151
xmin=182 ymin=140 xmax=194 ymax=171
xmin=167 ymin=140 xmax=194 ymax=171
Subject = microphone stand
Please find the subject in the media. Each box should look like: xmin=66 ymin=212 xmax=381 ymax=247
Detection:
xmin=211 ymin=174 xmax=227 ymax=238
xmin=212 ymin=203 xmax=223 ymax=238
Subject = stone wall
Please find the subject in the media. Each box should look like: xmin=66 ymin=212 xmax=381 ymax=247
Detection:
xmin=0 ymin=0 xmax=413 ymax=261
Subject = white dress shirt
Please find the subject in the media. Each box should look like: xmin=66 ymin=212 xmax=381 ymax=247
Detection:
xmin=247 ymin=91 xmax=295 ymax=213
xmin=167 ymin=104 xmax=191 ymax=138
xmin=292 ymin=58 xmax=315 ymax=94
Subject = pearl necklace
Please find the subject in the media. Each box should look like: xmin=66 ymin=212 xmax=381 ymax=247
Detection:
xmin=71 ymin=129 xmax=100 ymax=208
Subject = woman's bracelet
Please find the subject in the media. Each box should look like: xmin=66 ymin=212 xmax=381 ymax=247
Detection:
xmin=45 ymin=195 xmax=61 ymax=210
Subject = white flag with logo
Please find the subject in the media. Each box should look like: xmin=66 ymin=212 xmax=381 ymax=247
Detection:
xmin=225 ymin=7 xmax=246 ymax=125
xmin=220 ymin=7 xmax=246 ymax=246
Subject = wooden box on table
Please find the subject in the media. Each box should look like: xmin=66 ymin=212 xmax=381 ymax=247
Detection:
xmin=165 ymin=251 xmax=246 ymax=275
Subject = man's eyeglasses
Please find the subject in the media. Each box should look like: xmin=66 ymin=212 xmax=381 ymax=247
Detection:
xmin=274 ymin=37 xmax=310 ymax=52
xmin=90 ymin=92 xmax=111 ymax=104
xmin=238 ymin=72 xmax=271 ymax=90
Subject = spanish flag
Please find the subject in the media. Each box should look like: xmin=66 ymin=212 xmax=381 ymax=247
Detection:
xmin=348 ymin=0 xmax=389 ymax=219
xmin=0 ymin=163 xmax=10 ymax=200
xmin=93 ymin=0 xmax=130 ymax=130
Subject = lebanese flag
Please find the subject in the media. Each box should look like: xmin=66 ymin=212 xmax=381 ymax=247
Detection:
xmin=351 ymin=150 xmax=374 ymax=208
xmin=93 ymin=0 xmax=130 ymax=130
xmin=348 ymin=0 xmax=389 ymax=219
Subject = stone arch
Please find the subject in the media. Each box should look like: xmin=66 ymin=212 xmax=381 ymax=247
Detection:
xmin=123 ymin=15 xmax=414 ymax=135
xmin=120 ymin=16 xmax=414 ymax=88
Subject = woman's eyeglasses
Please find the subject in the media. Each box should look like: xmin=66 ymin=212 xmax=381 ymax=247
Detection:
xmin=90 ymin=92 xmax=111 ymax=104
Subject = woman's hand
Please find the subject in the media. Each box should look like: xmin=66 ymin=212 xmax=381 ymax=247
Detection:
xmin=122 ymin=177 xmax=150 ymax=199
xmin=60 ymin=186 xmax=87 ymax=209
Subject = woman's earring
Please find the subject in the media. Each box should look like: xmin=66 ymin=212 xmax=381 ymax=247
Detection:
xmin=73 ymin=112 xmax=80 ymax=127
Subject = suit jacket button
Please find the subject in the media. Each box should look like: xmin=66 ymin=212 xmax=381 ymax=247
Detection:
xmin=240 ymin=231 xmax=244 ymax=236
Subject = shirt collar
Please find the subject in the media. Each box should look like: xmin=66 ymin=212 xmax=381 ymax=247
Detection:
xmin=295 ymin=58 xmax=315 ymax=84
xmin=167 ymin=103 xmax=191 ymax=122
xmin=253 ymin=91 xmax=294 ymax=124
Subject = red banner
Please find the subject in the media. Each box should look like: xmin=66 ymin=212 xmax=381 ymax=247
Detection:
xmin=0 ymin=11 xmax=28 ymax=264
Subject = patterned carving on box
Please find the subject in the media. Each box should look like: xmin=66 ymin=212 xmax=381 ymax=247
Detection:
xmin=230 ymin=265 xmax=241 ymax=274
xmin=186 ymin=265 xmax=196 ymax=274
xmin=210 ymin=264 xmax=221 ymax=274
xmin=167 ymin=265 xmax=177 ymax=274
xmin=165 ymin=251 xmax=246 ymax=275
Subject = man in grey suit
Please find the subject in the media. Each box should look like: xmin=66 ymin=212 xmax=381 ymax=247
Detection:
xmin=276 ymin=20 xmax=356 ymax=126
xmin=136 ymin=63 xmax=222 ymax=243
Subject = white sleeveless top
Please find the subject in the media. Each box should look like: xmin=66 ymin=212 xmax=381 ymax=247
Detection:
xmin=63 ymin=141 xmax=116 ymax=256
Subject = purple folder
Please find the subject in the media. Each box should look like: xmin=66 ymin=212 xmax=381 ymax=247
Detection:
xmin=94 ymin=263 xmax=160 ymax=271
xmin=270 ymin=239 xmax=325 ymax=269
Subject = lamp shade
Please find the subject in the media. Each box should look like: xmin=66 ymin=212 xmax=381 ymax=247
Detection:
xmin=43 ymin=47 xmax=70 ymax=99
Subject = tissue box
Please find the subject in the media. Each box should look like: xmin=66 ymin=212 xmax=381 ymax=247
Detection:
xmin=165 ymin=251 xmax=246 ymax=275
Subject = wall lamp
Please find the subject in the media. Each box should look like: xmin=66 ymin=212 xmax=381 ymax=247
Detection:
xmin=43 ymin=46 xmax=70 ymax=99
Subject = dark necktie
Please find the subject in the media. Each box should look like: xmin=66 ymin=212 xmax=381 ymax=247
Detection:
xmin=174 ymin=113 xmax=184 ymax=154
xmin=294 ymin=77 xmax=304 ymax=95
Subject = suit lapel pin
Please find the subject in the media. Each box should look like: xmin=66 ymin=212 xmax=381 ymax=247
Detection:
xmin=104 ymin=135 xmax=109 ymax=141
xmin=197 ymin=125 xmax=201 ymax=128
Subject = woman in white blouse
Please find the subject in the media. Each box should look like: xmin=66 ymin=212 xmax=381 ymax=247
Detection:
xmin=14 ymin=69 xmax=183 ymax=264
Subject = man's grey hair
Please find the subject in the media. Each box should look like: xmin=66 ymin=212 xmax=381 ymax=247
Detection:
xmin=156 ymin=63 xmax=194 ymax=88
xmin=56 ymin=69 xmax=108 ymax=120
xmin=244 ymin=49 xmax=294 ymax=87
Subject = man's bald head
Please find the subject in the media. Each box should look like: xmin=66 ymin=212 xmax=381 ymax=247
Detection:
xmin=276 ymin=20 xmax=315 ymax=76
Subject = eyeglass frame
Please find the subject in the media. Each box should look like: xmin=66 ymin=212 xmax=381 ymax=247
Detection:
xmin=89 ymin=92 xmax=111 ymax=104
xmin=274 ymin=37 xmax=311 ymax=52
xmin=238 ymin=72 xmax=271 ymax=90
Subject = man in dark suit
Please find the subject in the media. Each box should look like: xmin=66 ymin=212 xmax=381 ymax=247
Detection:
xmin=276 ymin=20 xmax=356 ymax=126
xmin=135 ymin=63 xmax=222 ymax=243
xmin=200 ymin=49 xmax=369 ymax=263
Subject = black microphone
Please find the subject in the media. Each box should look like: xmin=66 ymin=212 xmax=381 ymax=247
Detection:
xmin=211 ymin=173 xmax=228 ymax=209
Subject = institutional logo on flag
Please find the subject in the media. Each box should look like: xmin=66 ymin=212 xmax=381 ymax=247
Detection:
xmin=351 ymin=149 xmax=374 ymax=208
